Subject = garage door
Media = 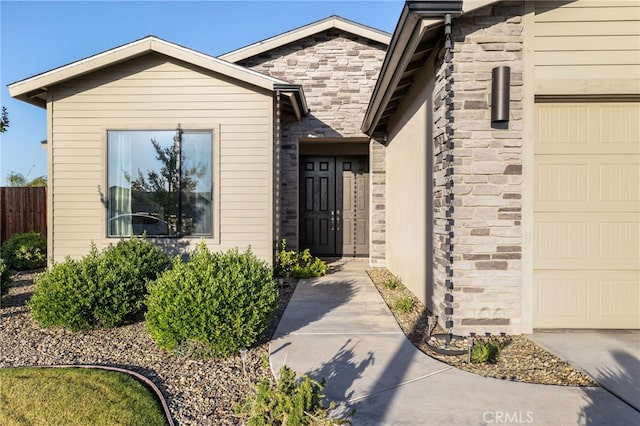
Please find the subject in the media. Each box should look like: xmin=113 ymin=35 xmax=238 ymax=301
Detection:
xmin=534 ymin=103 xmax=640 ymax=328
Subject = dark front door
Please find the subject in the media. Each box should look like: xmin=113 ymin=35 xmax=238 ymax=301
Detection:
xmin=300 ymin=156 xmax=369 ymax=257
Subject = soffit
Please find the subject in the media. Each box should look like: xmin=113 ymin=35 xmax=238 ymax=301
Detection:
xmin=362 ymin=0 xmax=500 ymax=136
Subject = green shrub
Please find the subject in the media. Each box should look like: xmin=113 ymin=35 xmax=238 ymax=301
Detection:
xmin=28 ymin=238 xmax=169 ymax=331
xmin=471 ymin=340 xmax=504 ymax=364
xmin=275 ymin=240 xmax=328 ymax=279
xmin=383 ymin=277 xmax=400 ymax=290
xmin=1 ymin=258 xmax=12 ymax=296
xmin=1 ymin=232 xmax=46 ymax=271
xmin=234 ymin=365 xmax=351 ymax=425
xmin=274 ymin=239 xmax=299 ymax=278
xmin=145 ymin=244 xmax=277 ymax=357
xmin=393 ymin=296 xmax=414 ymax=314
xmin=93 ymin=237 xmax=171 ymax=328
xmin=29 ymin=251 xmax=98 ymax=331
xmin=292 ymin=249 xmax=328 ymax=279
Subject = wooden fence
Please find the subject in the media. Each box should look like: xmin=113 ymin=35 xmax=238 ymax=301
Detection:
xmin=0 ymin=187 xmax=47 ymax=244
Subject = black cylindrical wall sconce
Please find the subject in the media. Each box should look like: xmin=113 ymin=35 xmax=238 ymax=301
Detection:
xmin=491 ymin=66 xmax=510 ymax=125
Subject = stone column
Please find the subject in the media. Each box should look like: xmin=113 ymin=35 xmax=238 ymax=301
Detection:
xmin=433 ymin=1 xmax=525 ymax=336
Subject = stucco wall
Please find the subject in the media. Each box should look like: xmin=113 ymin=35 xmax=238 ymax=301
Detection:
xmin=384 ymin=55 xmax=435 ymax=307
xmin=238 ymin=29 xmax=388 ymax=249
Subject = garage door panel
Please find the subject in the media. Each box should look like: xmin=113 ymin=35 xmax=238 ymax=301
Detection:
xmin=535 ymin=104 xmax=640 ymax=155
xmin=537 ymin=105 xmax=590 ymax=147
xmin=599 ymin=104 xmax=640 ymax=145
xmin=599 ymin=222 xmax=640 ymax=264
xmin=534 ymin=102 xmax=640 ymax=329
xmin=534 ymin=270 xmax=640 ymax=329
xmin=535 ymin=213 xmax=640 ymax=270
xmin=535 ymin=155 xmax=640 ymax=212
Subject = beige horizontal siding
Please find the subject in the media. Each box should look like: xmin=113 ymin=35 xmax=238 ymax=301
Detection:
xmin=50 ymin=52 xmax=273 ymax=263
xmin=535 ymin=4 xmax=640 ymax=21
xmin=536 ymin=35 xmax=640 ymax=51
xmin=534 ymin=0 xmax=640 ymax=95
xmin=68 ymin=85 xmax=267 ymax=96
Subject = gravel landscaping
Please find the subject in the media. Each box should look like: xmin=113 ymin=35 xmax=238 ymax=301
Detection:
xmin=0 ymin=270 xmax=296 ymax=426
xmin=367 ymin=268 xmax=597 ymax=387
xmin=2 ymin=266 xmax=597 ymax=425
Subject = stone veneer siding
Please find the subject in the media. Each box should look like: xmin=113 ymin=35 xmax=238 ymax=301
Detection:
xmin=369 ymin=140 xmax=386 ymax=266
xmin=433 ymin=1 xmax=524 ymax=335
xmin=237 ymin=29 xmax=387 ymax=252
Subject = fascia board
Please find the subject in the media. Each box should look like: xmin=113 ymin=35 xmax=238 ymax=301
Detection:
xmin=9 ymin=36 xmax=294 ymax=106
xmin=220 ymin=16 xmax=390 ymax=63
xmin=8 ymin=40 xmax=153 ymax=99
xmin=149 ymin=39 xmax=282 ymax=91
xmin=363 ymin=0 xmax=488 ymax=135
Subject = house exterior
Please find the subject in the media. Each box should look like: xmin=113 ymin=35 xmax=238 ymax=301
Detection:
xmin=363 ymin=0 xmax=640 ymax=334
xmin=8 ymin=37 xmax=308 ymax=263
xmin=8 ymin=17 xmax=389 ymax=265
xmin=8 ymin=1 xmax=639 ymax=335
xmin=221 ymin=17 xmax=390 ymax=259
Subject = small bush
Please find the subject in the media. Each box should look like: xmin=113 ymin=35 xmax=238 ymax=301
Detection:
xmin=1 ymin=232 xmax=46 ymax=271
xmin=292 ymin=249 xmax=328 ymax=279
xmin=471 ymin=340 xmax=504 ymax=364
xmin=383 ymin=277 xmax=400 ymax=290
xmin=145 ymin=244 xmax=277 ymax=357
xmin=393 ymin=296 xmax=414 ymax=314
xmin=1 ymin=258 xmax=12 ymax=296
xmin=93 ymin=237 xmax=171 ymax=328
xmin=29 ymin=252 xmax=98 ymax=331
xmin=29 ymin=238 xmax=169 ymax=330
xmin=274 ymin=239 xmax=299 ymax=278
xmin=275 ymin=240 xmax=328 ymax=279
xmin=234 ymin=365 xmax=351 ymax=425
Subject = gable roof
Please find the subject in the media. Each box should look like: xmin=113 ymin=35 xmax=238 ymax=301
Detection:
xmin=220 ymin=15 xmax=391 ymax=63
xmin=8 ymin=36 xmax=308 ymax=118
xmin=362 ymin=0 xmax=499 ymax=135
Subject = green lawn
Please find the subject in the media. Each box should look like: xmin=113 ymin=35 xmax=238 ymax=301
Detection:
xmin=0 ymin=367 xmax=169 ymax=426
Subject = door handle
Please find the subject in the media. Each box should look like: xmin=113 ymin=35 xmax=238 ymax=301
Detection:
xmin=330 ymin=210 xmax=335 ymax=231
xmin=336 ymin=210 xmax=341 ymax=231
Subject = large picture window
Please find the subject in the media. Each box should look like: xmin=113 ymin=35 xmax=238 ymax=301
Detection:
xmin=107 ymin=129 xmax=213 ymax=237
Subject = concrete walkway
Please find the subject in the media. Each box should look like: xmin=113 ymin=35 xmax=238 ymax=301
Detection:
xmin=531 ymin=330 xmax=640 ymax=412
xmin=269 ymin=261 xmax=640 ymax=425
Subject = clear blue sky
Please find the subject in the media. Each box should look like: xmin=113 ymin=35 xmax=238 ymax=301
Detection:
xmin=0 ymin=0 xmax=403 ymax=185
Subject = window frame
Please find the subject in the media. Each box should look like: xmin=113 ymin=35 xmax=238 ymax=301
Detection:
xmin=102 ymin=124 xmax=220 ymax=243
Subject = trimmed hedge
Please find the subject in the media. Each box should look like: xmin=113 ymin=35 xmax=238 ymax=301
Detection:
xmin=28 ymin=238 xmax=170 ymax=330
xmin=145 ymin=244 xmax=277 ymax=357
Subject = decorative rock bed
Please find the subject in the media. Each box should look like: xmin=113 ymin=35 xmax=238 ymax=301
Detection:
xmin=367 ymin=268 xmax=597 ymax=387
xmin=0 ymin=271 xmax=295 ymax=425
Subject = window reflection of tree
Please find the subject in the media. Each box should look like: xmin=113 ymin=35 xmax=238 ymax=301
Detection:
xmin=125 ymin=137 xmax=207 ymax=236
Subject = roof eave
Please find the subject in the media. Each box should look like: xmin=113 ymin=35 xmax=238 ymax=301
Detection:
xmin=274 ymin=83 xmax=309 ymax=120
xmin=8 ymin=36 xmax=296 ymax=106
xmin=8 ymin=39 xmax=155 ymax=102
xmin=362 ymin=1 xmax=501 ymax=135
